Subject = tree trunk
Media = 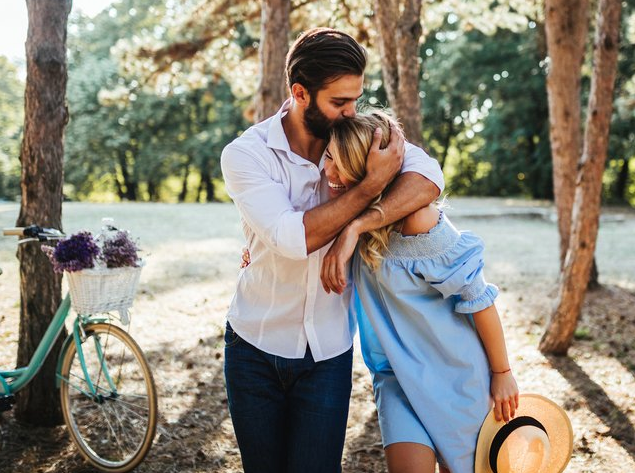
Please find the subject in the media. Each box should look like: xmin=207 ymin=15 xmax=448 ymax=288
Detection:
xmin=196 ymin=178 xmax=203 ymax=203
xmin=204 ymin=171 xmax=215 ymax=203
xmin=540 ymin=0 xmax=621 ymax=355
xmin=614 ymin=156 xmax=630 ymax=202
xmin=113 ymin=160 xmax=126 ymax=201
xmin=438 ymin=119 xmax=453 ymax=171
xmin=373 ymin=0 xmax=424 ymax=146
xmin=588 ymin=259 xmax=600 ymax=290
xmin=147 ymin=179 xmax=159 ymax=202
xmin=15 ymin=0 xmax=71 ymax=426
xmin=197 ymin=165 xmax=215 ymax=202
xmin=179 ymin=157 xmax=192 ymax=203
xmin=253 ymin=0 xmax=289 ymax=123
xmin=117 ymin=152 xmax=137 ymax=201
xmin=544 ymin=0 xmax=590 ymax=266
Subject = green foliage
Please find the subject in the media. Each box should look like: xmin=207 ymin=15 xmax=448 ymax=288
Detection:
xmin=420 ymin=23 xmax=552 ymax=199
xmin=603 ymin=1 xmax=635 ymax=205
xmin=64 ymin=0 xmax=247 ymax=202
xmin=0 ymin=56 xmax=23 ymax=200
xmin=574 ymin=326 xmax=594 ymax=341
xmin=57 ymin=0 xmax=634 ymax=205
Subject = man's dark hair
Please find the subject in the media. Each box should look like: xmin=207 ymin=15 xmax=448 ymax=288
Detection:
xmin=285 ymin=28 xmax=367 ymax=95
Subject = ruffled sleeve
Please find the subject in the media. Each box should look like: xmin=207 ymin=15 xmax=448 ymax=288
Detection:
xmin=414 ymin=231 xmax=499 ymax=314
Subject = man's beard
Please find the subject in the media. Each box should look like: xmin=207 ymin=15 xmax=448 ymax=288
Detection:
xmin=303 ymin=98 xmax=339 ymax=140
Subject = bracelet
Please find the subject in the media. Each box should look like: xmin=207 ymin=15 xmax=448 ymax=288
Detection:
xmin=491 ymin=368 xmax=512 ymax=374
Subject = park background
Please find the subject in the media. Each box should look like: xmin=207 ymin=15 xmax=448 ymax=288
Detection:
xmin=0 ymin=0 xmax=634 ymax=472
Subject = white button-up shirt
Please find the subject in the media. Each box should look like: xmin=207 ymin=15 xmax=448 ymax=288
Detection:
xmin=221 ymin=100 xmax=445 ymax=361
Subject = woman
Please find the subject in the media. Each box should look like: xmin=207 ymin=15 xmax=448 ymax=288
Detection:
xmin=324 ymin=110 xmax=519 ymax=473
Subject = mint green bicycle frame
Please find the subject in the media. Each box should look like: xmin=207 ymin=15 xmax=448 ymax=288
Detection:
xmin=0 ymin=294 xmax=115 ymax=398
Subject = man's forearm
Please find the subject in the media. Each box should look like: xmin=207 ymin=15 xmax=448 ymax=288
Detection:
xmin=303 ymin=179 xmax=380 ymax=254
xmin=350 ymin=172 xmax=440 ymax=234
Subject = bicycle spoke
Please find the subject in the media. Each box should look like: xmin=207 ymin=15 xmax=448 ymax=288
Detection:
xmin=60 ymin=324 xmax=157 ymax=470
xmin=98 ymin=402 xmax=128 ymax=457
xmin=108 ymin=399 xmax=151 ymax=421
xmin=106 ymin=402 xmax=142 ymax=453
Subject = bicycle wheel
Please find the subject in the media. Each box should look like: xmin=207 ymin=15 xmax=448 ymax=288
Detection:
xmin=59 ymin=323 xmax=158 ymax=472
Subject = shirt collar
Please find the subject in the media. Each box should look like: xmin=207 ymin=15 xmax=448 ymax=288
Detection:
xmin=266 ymin=98 xmax=292 ymax=154
xmin=266 ymin=98 xmax=328 ymax=169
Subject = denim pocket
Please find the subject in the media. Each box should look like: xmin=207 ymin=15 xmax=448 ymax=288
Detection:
xmin=224 ymin=322 xmax=242 ymax=348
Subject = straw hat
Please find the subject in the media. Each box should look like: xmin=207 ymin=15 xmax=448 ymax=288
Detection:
xmin=475 ymin=394 xmax=573 ymax=473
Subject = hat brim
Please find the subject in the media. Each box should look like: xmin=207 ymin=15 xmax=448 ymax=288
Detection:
xmin=475 ymin=394 xmax=573 ymax=473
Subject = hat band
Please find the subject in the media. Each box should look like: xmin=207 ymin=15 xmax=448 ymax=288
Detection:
xmin=489 ymin=416 xmax=548 ymax=473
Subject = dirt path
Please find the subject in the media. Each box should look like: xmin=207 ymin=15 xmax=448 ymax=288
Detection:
xmin=0 ymin=200 xmax=634 ymax=472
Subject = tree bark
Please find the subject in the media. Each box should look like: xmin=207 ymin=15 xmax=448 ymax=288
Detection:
xmin=204 ymin=170 xmax=215 ymax=202
xmin=540 ymin=0 xmax=622 ymax=355
xmin=113 ymin=160 xmax=126 ymax=201
xmin=15 ymin=0 xmax=71 ymax=426
xmin=117 ymin=152 xmax=137 ymax=201
xmin=438 ymin=119 xmax=454 ymax=171
xmin=544 ymin=0 xmax=590 ymax=266
xmin=179 ymin=157 xmax=192 ymax=203
xmin=197 ymin=165 xmax=216 ymax=202
xmin=147 ymin=179 xmax=159 ymax=202
xmin=373 ymin=0 xmax=424 ymax=147
xmin=253 ymin=0 xmax=290 ymax=123
xmin=614 ymin=156 xmax=630 ymax=202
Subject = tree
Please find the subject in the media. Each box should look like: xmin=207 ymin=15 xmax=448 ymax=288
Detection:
xmin=544 ymin=0 xmax=590 ymax=265
xmin=15 ymin=0 xmax=72 ymax=425
xmin=540 ymin=0 xmax=622 ymax=354
xmin=253 ymin=0 xmax=290 ymax=122
xmin=373 ymin=0 xmax=424 ymax=146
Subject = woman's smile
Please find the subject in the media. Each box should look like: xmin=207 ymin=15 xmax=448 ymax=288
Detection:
xmin=324 ymin=146 xmax=351 ymax=197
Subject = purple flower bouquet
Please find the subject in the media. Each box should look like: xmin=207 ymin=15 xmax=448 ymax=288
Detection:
xmin=101 ymin=231 xmax=141 ymax=269
xmin=43 ymin=232 xmax=100 ymax=273
xmin=43 ymin=227 xmax=143 ymax=318
xmin=43 ymin=230 xmax=141 ymax=272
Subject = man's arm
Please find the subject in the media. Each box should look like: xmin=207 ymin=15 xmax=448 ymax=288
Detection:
xmin=222 ymin=126 xmax=404 ymax=260
xmin=320 ymin=172 xmax=440 ymax=293
xmin=350 ymin=172 xmax=440 ymax=235
xmin=302 ymin=124 xmax=405 ymax=254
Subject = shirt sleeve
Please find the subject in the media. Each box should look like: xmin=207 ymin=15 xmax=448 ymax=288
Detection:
xmin=221 ymin=143 xmax=308 ymax=260
xmin=401 ymin=142 xmax=445 ymax=193
xmin=414 ymin=232 xmax=498 ymax=314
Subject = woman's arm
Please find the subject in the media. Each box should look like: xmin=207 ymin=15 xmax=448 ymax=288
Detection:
xmin=320 ymin=174 xmax=440 ymax=293
xmin=473 ymin=304 xmax=519 ymax=422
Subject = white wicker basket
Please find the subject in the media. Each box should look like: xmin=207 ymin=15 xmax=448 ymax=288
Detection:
xmin=67 ymin=265 xmax=143 ymax=315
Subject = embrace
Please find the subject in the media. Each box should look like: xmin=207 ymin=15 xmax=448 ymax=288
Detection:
xmin=220 ymin=28 xmax=523 ymax=473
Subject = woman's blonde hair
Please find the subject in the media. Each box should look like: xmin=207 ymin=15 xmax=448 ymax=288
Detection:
xmin=328 ymin=109 xmax=403 ymax=270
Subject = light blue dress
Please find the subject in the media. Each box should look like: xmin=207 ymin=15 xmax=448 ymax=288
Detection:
xmin=352 ymin=212 xmax=498 ymax=473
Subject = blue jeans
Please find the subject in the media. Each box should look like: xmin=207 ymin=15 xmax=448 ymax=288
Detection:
xmin=223 ymin=322 xmax=353 ymax=473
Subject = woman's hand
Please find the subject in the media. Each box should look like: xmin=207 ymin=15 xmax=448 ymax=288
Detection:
xmin=320 ymin=223 xmax=361 ymax=294
xmin=490 ymin=371 xmax=520 ymax=423
xmin=240 ymin=247 xmax=251 ymax=268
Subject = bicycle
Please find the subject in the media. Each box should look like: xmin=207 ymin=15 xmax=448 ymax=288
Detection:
xmin=0 ymin=225 xmax=158 ymax=473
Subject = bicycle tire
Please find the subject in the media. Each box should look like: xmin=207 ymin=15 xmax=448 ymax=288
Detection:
xmin=59 ymin=323 xmax=158 ymax=472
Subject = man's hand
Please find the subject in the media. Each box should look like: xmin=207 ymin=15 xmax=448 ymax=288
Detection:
xmin=320 ymin=223 xmax=361 ymax=294
xmin=361 ymin=124 xmax=405 ymax=197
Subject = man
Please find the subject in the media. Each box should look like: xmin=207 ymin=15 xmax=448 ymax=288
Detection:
xmin=220 ymin=27 xmax=444 ymax=473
